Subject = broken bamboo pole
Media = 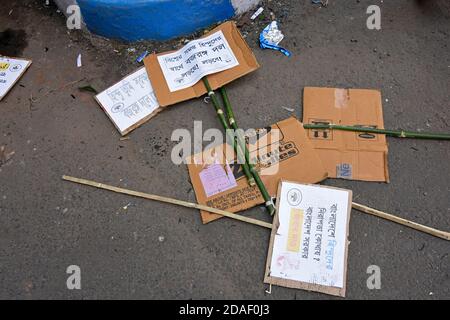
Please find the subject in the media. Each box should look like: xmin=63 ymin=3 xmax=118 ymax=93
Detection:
xmin=352 ymin=202 xmax=450 ymax=241
xmin=62 ymin=175 xmax=272 ymax=229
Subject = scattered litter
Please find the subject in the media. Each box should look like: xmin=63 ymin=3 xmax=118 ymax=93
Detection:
xmin=158 ymin=236 xmax=165 ymax=242
xmin=95 ymin=67 xmax=160 ymax=135
xmin=312 ymin=0 xmax=329 ymax=7
xmin=0 ymin=56 xmax=32 ymax=101
xmin=259 ymin=21 xmax=291 ymax=57
xmin=8 ymin=9 xmax=13 ymax=15
xmin=78 ymin=85 xmax=98 ymax=94
xmin=76 ymin=54 xmax=82 ymax=67
xmin=264 ymin=181 xmax=352 ymax=297
xmin=119 ymin=136 xmax=130 ymax=141
xmin=127 ymin=48 xmax=136 ymax=53
xmin=135 ymin=50 xmax=149 ymax=63
xmin=0 ymin=146 xmax=15 ymax=166
xmin=281 ymin=106 xmax=294 ymax=112
xmin=62 ymin=208 xmax=68 ymax=214
xmin=251 ymin=7 xmax=264 ymax=20
xmin=122 ymin=202 xmax=131 ymax=210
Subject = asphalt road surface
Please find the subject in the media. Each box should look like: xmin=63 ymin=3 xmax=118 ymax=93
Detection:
xmin=0 ymin=0 xmax=449 ymax=299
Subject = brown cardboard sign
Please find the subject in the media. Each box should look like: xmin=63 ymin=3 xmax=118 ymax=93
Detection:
xmin=144 ymin=21 xmax=259 ymax=107
xmin=303 ymin=87 xmax=389 ymax=182
xmin=264 ymin=180 xmax=352 ymax=297
xmin=187 ymin=117 xmax=328 ymax=224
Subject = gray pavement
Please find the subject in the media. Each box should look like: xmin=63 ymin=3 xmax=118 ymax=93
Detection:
xmin=0 ymin=0 xmax=449 ymax=299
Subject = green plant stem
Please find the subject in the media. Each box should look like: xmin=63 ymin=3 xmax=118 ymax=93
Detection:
xmin=303 ymin=124 xmax=450 ymax=140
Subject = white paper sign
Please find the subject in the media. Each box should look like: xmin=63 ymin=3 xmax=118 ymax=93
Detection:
xmin=0 ymin=56 xmax=31 ymax=100
xmin=95 ymin=67 xmax=160 ymax=135
xmin=157 ymin=30 xmax=239 ymax=92
xmin=269 ymin=182 xmax=351 ymax=289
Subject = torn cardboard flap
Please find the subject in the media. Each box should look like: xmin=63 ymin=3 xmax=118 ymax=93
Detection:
xmin=144 ymin=21 xmax=260 ymax=107
xmin=303 ymin=87 xmax=389 ymax=182
xmin=187 ymin=117 xmax=328 ymax=224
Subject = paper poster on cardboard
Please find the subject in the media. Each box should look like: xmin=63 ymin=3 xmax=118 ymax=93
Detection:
xmin=95 ymin=67 xmax=160 ymax=135
xmin=187 ymin=117 xmax=328 ymax=224
xmin=157 ymin=30 xmax=239 ymax=92
xmin=0 ymin=56 xmax=32 ymax=101
xmin=144 ymin=21 xmax=259 ymax=107
xmin=303 ymin=87 xmax=389 ymax=182
xmin=264 ymin=181 xmax=352 ymax=297
xmin=199 ymin=161 xmax=237 ymax=198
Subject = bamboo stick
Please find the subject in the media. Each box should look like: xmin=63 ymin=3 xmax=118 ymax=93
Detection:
xmin=201 ymin=79 xmax=255 ymax=186
xmin=202 ymin=79 xmax=275 ymax=215
xmin=352 ymin=202 xmax=450 ymax=241
xmin=219 ymin=86 xmax=276 ymax=216
xmin=62 ymin=175 xmax=273 ymax=229
xmin=62 ymin=175 xmax=450 ymax=241
xmin=303 ymin=123 xmax=450 ymax=140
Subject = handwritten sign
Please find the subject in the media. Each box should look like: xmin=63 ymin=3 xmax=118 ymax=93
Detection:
xmin=0 ymin=56 xmax=31 ymax=101
xmin=95 ymin=67 xmax=160 ymax=135
xmin=157 ymin=30 xmax=239 ymax=92
xmin=199 ymin=162 xmax=237 ymax=197
xmin=265 ymin=181 xmax=352 ymax=297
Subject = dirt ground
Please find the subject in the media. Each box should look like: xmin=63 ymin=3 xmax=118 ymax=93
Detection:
xmin=0 ymin=0 xmax=449 ymax=299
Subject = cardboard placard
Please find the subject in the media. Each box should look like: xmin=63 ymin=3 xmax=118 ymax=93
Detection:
xmin=144 ymin=21 xmax=260 ymax=107
xmin=187 ymin=117 xmax=328 ymax=224
xmin=157 ymin=30 xmax=239 ymax=92
xmin=0 ymin=56 xmax=32 ymax=101
xmin=95 ymin=67 xmax=161 ymax=136
xmin=303 ymin=87 xmax=389 ymax=182
xmin=264 ymin=180 xmax=352 ymax=297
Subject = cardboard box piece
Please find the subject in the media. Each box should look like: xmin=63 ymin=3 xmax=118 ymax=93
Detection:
xmin=144 ymin=21 xmax=260 ymax=107
xmin=303 ymin=87 xmax=389 ymax=182
xmin=187 ymin=117 xmax=328 ymax=224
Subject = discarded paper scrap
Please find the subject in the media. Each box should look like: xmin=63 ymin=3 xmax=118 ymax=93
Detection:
xmin=0 ymin=56 xmax=32 ymax=101
xmin=95 ymin=67 xmax=160 ymax=136
xmin=144 ymin=21 xmax=259 ymax=107
xmin=187 ymin=117 xmax=328 ymax=224
xmin=303 ymin=87 xmax=389 ymax=182
xmin=264 ymin=180 xmax=352 ymax=297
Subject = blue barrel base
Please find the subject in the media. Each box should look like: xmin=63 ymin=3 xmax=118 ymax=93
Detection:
xmin=77 ymin=0 xmax=238 ymax=42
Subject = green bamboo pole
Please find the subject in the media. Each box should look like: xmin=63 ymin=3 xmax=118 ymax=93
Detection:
xmin=218 ymin=85 xmax=276 ymax=216
xmin=220 ymin=87 xmax=250 ymax=162
xmin=303 ymin=123 xmax=450 ymax=140
xmin=201 ymin=78 xmax=255 ymax=187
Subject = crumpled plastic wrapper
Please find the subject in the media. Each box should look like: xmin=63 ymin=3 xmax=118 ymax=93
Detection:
xmin=259 ymin=21 xmax=291 ymax=57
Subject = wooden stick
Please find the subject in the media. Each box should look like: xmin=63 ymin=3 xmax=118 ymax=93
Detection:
xmin=62 ymin=175 xmax=450 ymax=240
xmin=62 ymin=175 xmax=273 ymax=229
xmin=352 ymin=202 xmax=450 ymax=241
